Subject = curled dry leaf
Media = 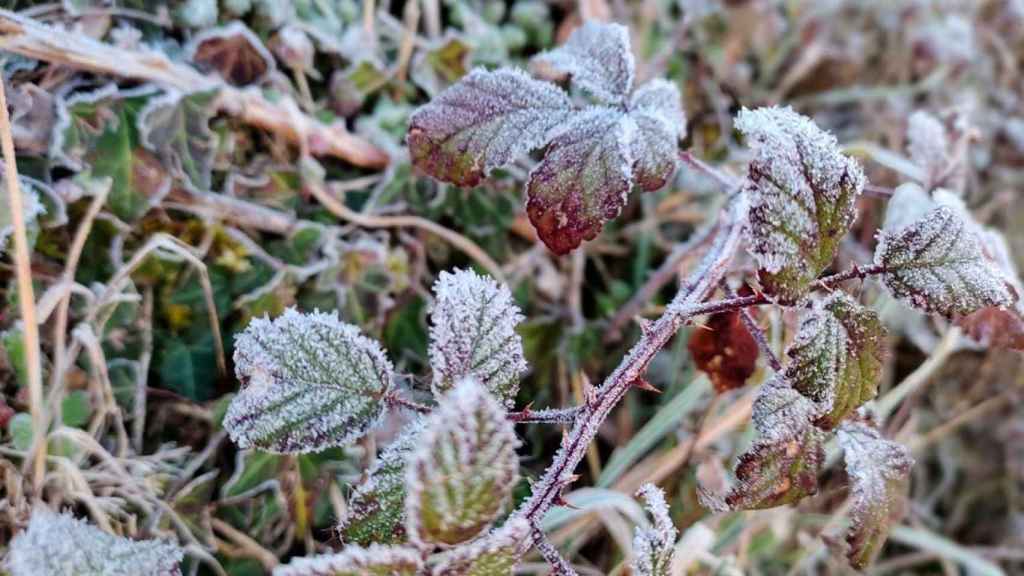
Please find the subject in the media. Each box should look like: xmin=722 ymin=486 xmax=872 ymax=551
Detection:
xmin=223 ymin=308 xmax=393 ymax=454
xmin=186 ymin=21 xmax=275 ymax=86
xmin=273 ymin=543 xmax=422 ymax=576
xmin=837 ymin=421 xmax=914 ymax=570
xmin=429 ymin=518 xmax=530 ymax=576
xmin=687 ymin=307 xmax=758 ymax=393
xmin=6 ymin=509 xmax=183 ymax=576
xmin=738 ymin=106 xmax=865 ymax=301
xmin=530 ymin=20 xmax=635 ymax=104
xmin=405 ymin=377 xmax=520 ymax=547
xmin=428 ymin=268 xmax=528 ymax=407
xmin=632 ymin=484 xmax=678 ymax=576
xmin=785 ymin=292 xmax=887 ymax=430
xmin=874 ymin=205 xmax=1016 ymax=317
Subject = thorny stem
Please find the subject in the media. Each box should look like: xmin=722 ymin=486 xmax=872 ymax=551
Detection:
xmin=531 ymin=526 xmax=581 ymax=576
xmin=720 ymin=280 xmax=782 ymax=372
xmin=508 ymin=407 xmax=581 ymax=424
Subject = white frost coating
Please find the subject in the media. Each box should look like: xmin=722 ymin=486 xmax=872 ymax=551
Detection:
xmin=5 ymin=508 xmax=183 ymax=576
xmin=224 ymin=308 xmax=393 ymax=454
xmin=906 ymin=111 xmax=948 ymax=184
xmin=531 ymin=21 xmax=635 ymax=104
xmin=750 ymin=375 xmax=823 ymax=445
xmin=632 ymin=484 xmax=678 ymax=576
xmin=736 ymin=106 xmax=864 ymax=294
xmin=882 ymin=183 xmax=934 ymax=232
xmin=0 ymin=178 xmax=45 ymax=254
xmin=273 ymin=543 xmax=422 ymax=576
xmin=874 ymin=206 xmax=1015 ymax=317
xmin=428 ymin=268 xmax=528 ymax=407
xmin=405 ymin=377 xmax=521 ymax=547
xmin=429 ymin=517 xmax=530 ymax=575
xmin=628 ymin=80 xmax=686 ymax=192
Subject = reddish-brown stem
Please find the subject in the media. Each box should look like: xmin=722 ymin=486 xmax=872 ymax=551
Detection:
xmin=508 ymin=407 xmax=581 ymax=424
xmin=721 ymin=280 xmax=782 ymax=372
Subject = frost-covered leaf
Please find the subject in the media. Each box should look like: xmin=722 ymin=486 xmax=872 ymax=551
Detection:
xmin=632 ymin=484 xmax=678 ymax=576
xmin=223 ymin=308 xmax=393 ymax=454
xmin=137 ymin=89 xmax=218 ymax=191
xmin=407 ymin=68 xmax=572 ymax=187
xmin=338 ymin=419 xmax=424 ymax=546
xmin=411 ymin=34 xmax=473 ymax=97
xmin=186 ymin=22 xmax=274 ymax=86
xmin=531 ymin=21 xmax=635 ymax=104
xmin=687 ymin=307 xmax=758 ymax=393
xmin=785 ymin=292 xmax=887 ymax=430
xmin=0 ymin=177 xmax=45 ymax=255
xmin=526 ymin=107 xmax=634 ymax=254
xmin=274 ymin=544 xmax=422 ymax=576
xmin=738 ymin=106 xmax=866 ymax=301
xmin=5 ymin=508 xmax=183 ymax=576
xmin=874 ymin=206 xmax=1016 ymax=317
xmin=406 ymin=378 xmax=520 ymax=546
xmin=429 ymin=518 xmax=529 ymax=576
xmin=837 ymin=421 xmax=914 ymax=570
xmin=628 ymin=79 xmax=685 ymax=191
xmin=906 ymin=110 xmax=948 ymax=186
xmin=428 ymin=269 xmax=527 ymax=407
xmin=703 ymin=377 xmax=824 ymax=510
xmin=956 ymin=227 xmax=1024 ymax=350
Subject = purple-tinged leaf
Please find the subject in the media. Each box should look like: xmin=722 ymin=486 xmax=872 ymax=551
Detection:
xmin=428 ymin=269 xmax=528 ymax=407
xmin=737 ymin=106 xmax=866 ymax=302
xmin=274 ymin=543 xmax=422 ymax=576
xmin=526 ymin=107 xmax=634 ymax=254
xmin=429 ymin=518 xmax=530 ymax=576
xmin=874 ymin=205 xmax=1016 ymax=317
xmin=223 ymin=309 xmax=393 ymax=454
xmin=628 ymin=80 xmax=686 ymax=191
xmin=632 ymin=484 xmax=678 ymax=576
xmin=407 ymin=68 xmax=572 ymax=187
xmin=786 ymin=292 xmax=887 ymax=430
xmin=837 ymin=421 xmax=914 ymax=570
xmin=405 ymin=378 xmax=520 ymax=547
xmin=531 ymin=21 xmax=635 ymax=104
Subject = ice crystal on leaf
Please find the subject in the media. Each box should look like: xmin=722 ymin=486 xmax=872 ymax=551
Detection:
xmin=429 ymin=518 xmax=530 ymax=576
xmin=338 ymin=419 xmax=424 ymax=546
xmin=785 ymin=292 xmax=887 ymax=430
xmin=531 ymin=21 xmax=634 ymax=104
xmin=428 ymin=269 xmax=528 ymax=407
xmin=837 ymin=421 xmax=914 ymax=570
xmin=632 ymin=484 xmax=678 ymax=576
xmin=224 ymin=308 xmax=394 ymax=454
xmin=405 ymin=377 xmax=520 ymax=547
xmin=737 ymin=106 xmax=866 ymax=301
xmin=407 ymin=68 xmax=573 ymax=188
xmin=5 ymin=508 xmax=183 ymax=576
xmin=703 ymin=377 xmax=825 ymax=511
xmin=273 ymin=543 xmax=422 ymax=576
xmin=526 ymin=107 xmax=635 ymax=255
xmin=408 ymin=22 xmax=685 ymax=255
xmin=874 ymin=206 xmax=1016 ymax=317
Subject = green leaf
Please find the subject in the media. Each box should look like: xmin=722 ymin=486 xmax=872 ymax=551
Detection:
xmin=737 ymin=106 xmax=866 ymax=301
xmin=222 ymin=450 xmax=285 ymax=497
xmin=837 ymin=421 xmax=914 ymax=570
xmin=874 ymin=205 xmax=1016 ymax=317
xmin=61 ymin=390 xmax=92 ymax=428
xmin=137 ymin=89 xmax=219 ymax=191
xmin=406 ymin=378 xmax=520 ymax=546
xmin=274 ymin=544 xmax=422 ymax=576
xmin=785 ymin=293 xmax=887 ymax=429
xmin=429 ymin=518 xmax=529 ymax=576
xmin=428 ymin=269 xmax=528 ymax=407
xmin=223 ymin=308 xmax=394 ymax=454
xmin=338 ymin=419 xmax=424 ymax=546
xmin=8 ymin=412 xmax=33 ymax=451
xmin=1 ymin=177 xmax=45 ymax=255
xmin=159 ymin=471 xmax=218 ymax=547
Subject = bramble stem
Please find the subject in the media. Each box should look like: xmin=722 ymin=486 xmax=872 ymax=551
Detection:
xmin=508 ymin=407 xmax=581 ymax=424
xmin=721 ymin=280 xmax=782 ymax=372
xmin=532 ymin=525 xmax=580 ymax=576
xmin=679 ymin=150 xmax=742 ymax=190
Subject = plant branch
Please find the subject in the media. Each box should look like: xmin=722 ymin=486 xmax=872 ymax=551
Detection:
xmin=720 ymin=280 xmax=781 ymax=372
xmin=508 ymin=406 xmax=581 ymax=424
xmin=532 ymin=525 xmax=580 ymax=576
xmin=0 ymin=77 xmax=45 ymax=496
xmin=679 ymin=150 xmax=742 ymax=190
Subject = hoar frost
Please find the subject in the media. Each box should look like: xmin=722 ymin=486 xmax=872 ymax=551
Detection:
xmin=632 ymin=484 xmax=678 ymax=576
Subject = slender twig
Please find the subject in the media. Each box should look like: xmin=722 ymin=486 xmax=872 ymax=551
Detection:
xmin=679 ymin=150 xmax=742 ymax=190
xmin=864 ymin=184 xmax=895 ymax=198
xmin=0 ymin=77 xmax=45 ymax=496
xmin=532 ymin=525 xmax=581 ymax=576
xmin=720 ymin=281 xmax=781 ymax=372
xmin=387 ymin=394 xmax=432 ymax=414
xmin=508 ymin=407 xmax=581 ymax=425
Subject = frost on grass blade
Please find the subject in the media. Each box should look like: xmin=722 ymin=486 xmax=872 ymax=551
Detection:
xmin=406 ymin=378 xmax=520 ymax=547
xmin=273 ymin=543 xmax=422 ymax=576
xmin=628 ymin=79 xmax=686 ymax=191
xmin=702 ymin=377 xmax=824 ymax=511
xmin=407 ymin=68 xmax=572 ymax=187
xmin=632 ymin=484 xmax=678 ymax=576
xmin=874 ymin=206 xmax=1015 ymax=317
xmin=6 ymin=508 xmax=183 ymax=576
xmin=429 ymin=518 xmax=530 ymax=576
xmin=526 ymin=107 xmax=634 ymax=254
xmin=338 ymin=419 xmax=424 ymax=546
xmin=737 ymin=106 xmax=865 ymax=301
xmin=224 ymin=308 xmax=393 ymax=454
xmin=531 ymin=21 xmax=635 ymax=104
xmin=429 ymin=269 xmax=528 ymax=406
xmin=785 ymin=292 xmax=887 ymax=430
xmin=837 ymin=421 xmax=914 ymax=570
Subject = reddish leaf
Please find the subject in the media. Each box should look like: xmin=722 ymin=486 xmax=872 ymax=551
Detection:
xmin=688 ymin=309 xmax=758 ymax=393
xmin=186 ymin=22 xmax=275 ymax=86
xmin=956 ymin=306 xmax=1024 ymax=350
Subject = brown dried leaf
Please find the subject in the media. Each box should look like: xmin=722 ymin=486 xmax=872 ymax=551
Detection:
xmin=186 ymin=22 xmax=275 ymax=86
xmin=687 ymin=308 xmax=758 ymax=393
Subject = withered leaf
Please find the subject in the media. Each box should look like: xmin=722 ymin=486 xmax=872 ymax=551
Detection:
xmin=186 ymin=22 xmax=275 ymax=86
xmin=687 ymin=308 xmax=758 ymax=393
